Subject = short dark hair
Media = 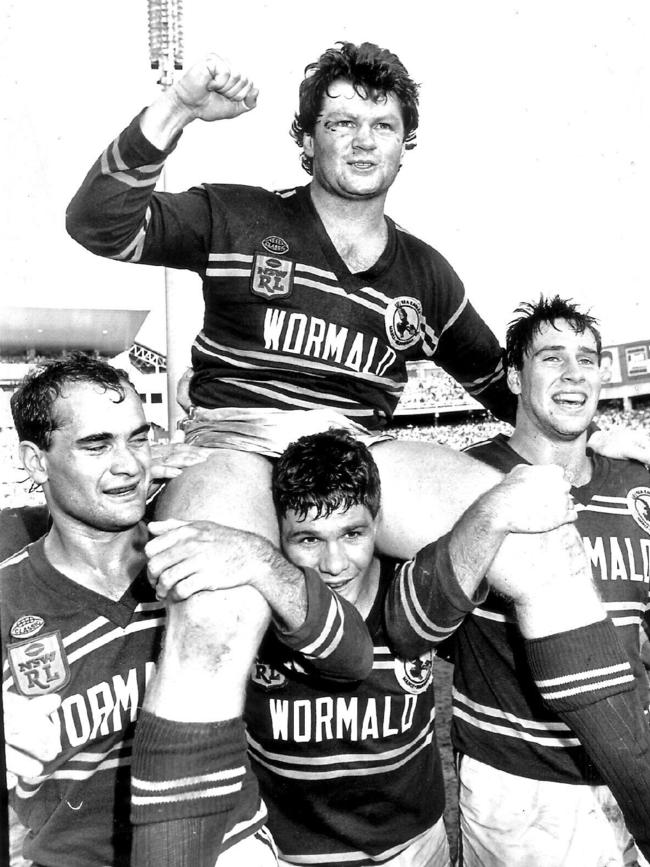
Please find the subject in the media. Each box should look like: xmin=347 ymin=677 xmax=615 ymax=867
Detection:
xmin=11 ymin=352 xmax=135 ymax=449
xmin=291 ymin=41 xmax=419 ymax=175
xmin=272 ymin=429 xmax=381 ymax=520
xmin=505 ymin=295 xmax=602 ymax=371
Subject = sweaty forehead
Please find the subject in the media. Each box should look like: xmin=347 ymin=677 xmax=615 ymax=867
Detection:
xmin=51 ymin=381 xmax=143 ymax=436
xmin=529 ymin=319 xmax=597 ymax=352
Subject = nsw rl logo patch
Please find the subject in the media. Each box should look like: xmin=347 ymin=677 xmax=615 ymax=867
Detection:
xmin=250 ymin=660 xmax=288 ymax=691
xmin=7 ymin=629 xmax=70 ymax=696
xmin=250 ymin=252 xmax=295 ymax=300
xmin=627 ymin=486 xmax=650 ymax=535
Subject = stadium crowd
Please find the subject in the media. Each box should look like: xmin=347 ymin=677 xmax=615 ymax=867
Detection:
xmin=398 ymin=369 xmax=475 ymax=410
xmin=3 ymin=401 xmax=650 ymax=510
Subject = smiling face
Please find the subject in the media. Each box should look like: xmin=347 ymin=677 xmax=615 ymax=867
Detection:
xmin=303 ymin=78 xmax=406 ymax=202
xmin=280 ymin=502 xmax=378 ymax=606
xmin=26 ymin=381 xmax=151 ymax=533
xmin=508 ymin=318 xmax=602 ymax=442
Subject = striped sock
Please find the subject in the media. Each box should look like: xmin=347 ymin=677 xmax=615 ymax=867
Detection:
xmin=526 ymin=617 xmax=635 ymax=711
xmin=130 ymin=711 xmax=255 ymax=867
xmin=526 ymin=618 xmax=650 ymax=860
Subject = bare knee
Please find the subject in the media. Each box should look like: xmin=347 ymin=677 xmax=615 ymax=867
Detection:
xmin=144 ymin=586 xmax=271 ymax=720
xmin=164 ymin=586 xmax=271 ymax=666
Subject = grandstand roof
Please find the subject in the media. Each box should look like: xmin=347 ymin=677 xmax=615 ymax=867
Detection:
xmin=0 ymin=307 xmax=149 ymax=356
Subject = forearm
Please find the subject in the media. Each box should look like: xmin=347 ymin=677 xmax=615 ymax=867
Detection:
xmin=140 ymin=89 xmax=198 ymax=150
xmin=274 ymin=568 xmax=373 ymax=681
xmin=385 ymin=534 xmax=486 ymax=659
xmin=448 ymin=496 xmax=507 ymax=599
xmin=438 ymin=296 xmax=515 ymax=424
xmin=66 ymin=113 xmax=168 ymax=260
xmin=249 ymin=540 xmax=308 ymax=632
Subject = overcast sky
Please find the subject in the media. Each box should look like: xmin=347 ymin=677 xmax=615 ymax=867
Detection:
xmin=2 ymin=0 xmax=649 ymax=356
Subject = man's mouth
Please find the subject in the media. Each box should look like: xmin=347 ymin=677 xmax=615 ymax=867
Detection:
xmin=105 ymin=482 xmax=142 ymax=497
xmin=552 ymin=392 xmax=587 ymax=408
xmin=325 ymin=577 xmax=353 ymax=590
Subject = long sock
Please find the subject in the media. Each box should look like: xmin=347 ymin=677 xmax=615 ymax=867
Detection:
xmin=130 ymin=711 xmax=258 ymax=867
xmin=526 ymin=618 xmax=650 ymax=860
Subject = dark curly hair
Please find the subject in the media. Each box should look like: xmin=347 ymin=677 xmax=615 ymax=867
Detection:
xmin=291 ymin=41 xmax=420 ymax=175
xmin=506 ymin=295 xmax=602 ymax=371
xmin=272 ymin=428 xmax=381 ymax=520
xmin=11 ymin=352 xmax=135 ymax=449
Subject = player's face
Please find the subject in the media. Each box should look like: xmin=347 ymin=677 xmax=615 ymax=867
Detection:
xmin=304 ymin=78 xmax=406 ymax=201
xmin=508 ymin=319 xmax=601 ymax=441
xmin=36 ymin=382 xmax=151 ymax=532
xmin=280 ymin=502 xmax=377 ymax=605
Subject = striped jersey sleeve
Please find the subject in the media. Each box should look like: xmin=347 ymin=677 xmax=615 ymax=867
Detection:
xmin=274 ymin=568 xmax=373 ymax=682
xmin=66 ymin=112 xmax=209 ymax=270
xmin=431 ymin=289 xmax=515 ymax=424
xmin=385 ymin=534 xmax=487 ymax=659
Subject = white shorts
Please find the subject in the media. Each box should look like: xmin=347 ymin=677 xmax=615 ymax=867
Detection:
xmin=277 ymin=816 xmax=450 ymax=866
xmin=458 ymin=754 xmax=647 ymax=867
xmin=216 ymin=824 xmax=278 ymax=866
xmin=179 ymin=407 xmax=394 ymax=458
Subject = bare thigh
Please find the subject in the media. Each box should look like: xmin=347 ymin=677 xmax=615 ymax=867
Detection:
xmin=371 ymin=439 xmax=604 ymax=634
xmin=154 ymin=448 xmax=279 ymax=544
xmin=370 ymin=439 xmax=503 ymax=558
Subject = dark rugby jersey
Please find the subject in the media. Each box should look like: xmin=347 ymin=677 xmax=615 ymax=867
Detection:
xmin=2 ymin=542 xmax=369 ymax=866
xmin=66 ymin=114 xmax=514 ymax=429
xmin=457 ymin=436 xmax=650 ymax=783
xmin=245 ymin=540 xmax=467 ymax=866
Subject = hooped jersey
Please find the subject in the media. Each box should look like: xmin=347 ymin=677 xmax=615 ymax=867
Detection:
xmin=451 ymin=434 xmax=650 ymax=784
xmin=1 ymin=538 xmax=165 ymax=867
xmin=66 ymin=114 xmax=515 ymax=429
xmin=1 ymin=544 xmax=369 ymax=866
xmin=244 ymin=548 xmax=467 ymax=866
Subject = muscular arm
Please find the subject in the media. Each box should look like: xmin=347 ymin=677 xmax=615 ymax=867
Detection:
xmin=386 ymin=465 xmax=577 ymax=658
xmin=66 ymin=53 xmax=257 ymax=268
xmin=147 ymin=519 xmax=373 ymax=681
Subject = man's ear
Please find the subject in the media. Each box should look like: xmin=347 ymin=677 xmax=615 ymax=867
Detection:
xmin=303 ymin=134 xmax=314 ymax=159
xmin=506 ymin=367 xmax=522 ymax=396
xmin=19 ymin=441 xmax=49 ymax=487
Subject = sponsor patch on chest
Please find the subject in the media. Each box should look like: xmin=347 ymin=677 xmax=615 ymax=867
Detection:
xmin=7 ymin=629 xmax=70 ymax=696
xmin=628 ymin=486 xmax=650 ymax=535
xmin=261 ymin=235 xmax=290 ymax=255
xmin=250 ymin=252 xmax=296 ymax=299
xmin=384 ymin=296 xmax=423 ymax=350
